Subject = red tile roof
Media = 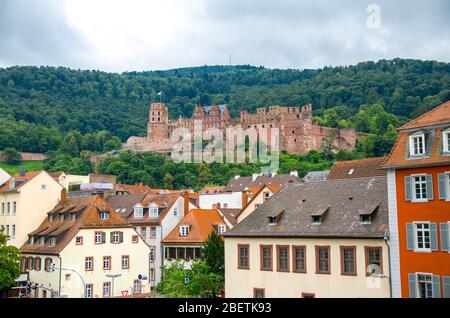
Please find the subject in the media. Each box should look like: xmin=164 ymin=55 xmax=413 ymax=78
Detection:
xmin=327 ymin=157 xmax=387 ymax=180
xmin=162 ymin=209 xmax=224 ymax=244
xmin=398 ymin=100 xmax=450 ymax=131
xmin=0 ymin=170 xmax=45 ymax=192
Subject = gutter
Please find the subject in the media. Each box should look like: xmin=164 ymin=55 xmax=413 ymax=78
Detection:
xmin=384 ymin=231 xmax=393 ymax=299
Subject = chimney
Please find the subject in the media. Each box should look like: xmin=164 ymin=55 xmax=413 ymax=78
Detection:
xmin=271 ymin=172 xmax=277 ymax=178
xmin=19 ymin=166 xmax=26 ymax=177
xmin=183 ymin=191 xmax=190 ymax=216
xmin=234 ymin=175 xmax=240 ymax=180
xmin=252 ymin=173 xmax=260 ymax=182
xmin=290 ymin=171 xmax=298 ymax=177
xmin=9 ymin=178 xmax=15 ymax=190
xmin=60 ymin=188 xmax=68 ymax=204
xmin=216 ymin=202 xmax=221 ymax=209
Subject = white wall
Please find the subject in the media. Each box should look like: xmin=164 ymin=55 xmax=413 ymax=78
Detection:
xmin=0 ymin=168 xmax=11 ymax=187
xmin=199 ymin=192 xmax=242 ymax=209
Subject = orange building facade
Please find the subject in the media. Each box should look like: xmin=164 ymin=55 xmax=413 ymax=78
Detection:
xmin=382 ymin=101 xmax=450 ymax=298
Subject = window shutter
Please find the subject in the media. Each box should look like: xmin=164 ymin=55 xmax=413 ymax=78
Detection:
xmin=404 ymin=176 xmax=412 ymax=201
xmin=426 ymin=174 xmax=434 ymax=200
xmin=406 ymin=223 xmax=415 ymax=250
xmin=430 ymin=223 xmax=438 ymax=251
xmin=443 ymin=276 xmax=450 ymax=298
xmin=432 ymin=275 xmax=441 ymax=298
xmin=441 ymin=223 xmax=449 ymax=252
xmin=110 ymin=232 xmax=114 ymax=243
xmin=438 ymin=173 xmax=448 ymax=200
xmin=119 ymin=231 xmax=124 ymax=243
xmin=408 ymin=273 xmax=417 ymax=298
xmin=101 ymin=232 xmax=106 ymax=243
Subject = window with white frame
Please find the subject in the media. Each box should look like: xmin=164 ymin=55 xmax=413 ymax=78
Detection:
xmin=29 ymin=236 xmax=35 ymax=244
xmin=149 ymin=206 xmax=159 ymax=218
xmin=7 ymin=202 xmax=10 ymax=214
xmin=95 ymin=232 xmax=103 ymax=244
xmin=443 ymin=129 xmax=450 ymax=153
xmin=417 ymin=274 xmax=433 ymax=298
xmin=103 ymin=282 xmax=111 ymax=297
xmin=140 ymin=227 xmax=147 ymax=239
xmin=415 ymin=223 xmax=431 ymax=251
xmin=12 ymin=202 xmax=16 ymax=215
xmin=86 ymin=284 xmax=93 ymax=298
xmin=39 ymin=236 xmax=45 ymax=245
xmin=85 ymin=257 xmax=93 ymax=271
xmin=121 ymin=255 xmax=129 ymax=269
xmin=100 ymin=211 xmax=109 ymax=220
xmin=134 ymin=207 xmax=144 ymax=218
xmin=50 ymin=236 xmax=56 ymax=246
xmin=112 ymin=232 xmax=120 ymax=243
xmin=133 ymin=280 xmax=141 ymax=294
xmin=103 ymin=256 xmax=111 ymax=270
xmin=179 ymin=225 xmax=190 ymax=236
xmin=413 ymin=175 xmax=427 ymax=201
xmin=70 ymin=213 xmax=76 ymax=221
xmin=59 ymin=214 xmax=64 ymax=221
xmin=217 ymin=224 xmax=226 ymax=234
xmin=409 ymin=133 xmax=425 ymax=156
xmin=150 ymin=226 xmax=156 ymax=238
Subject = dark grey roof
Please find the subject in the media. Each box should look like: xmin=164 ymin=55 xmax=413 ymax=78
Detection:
xmin=223 ymin=177 xmax=388 ymax=239
xmin=106 ymin=194 xmax=146 ymax=219
xmin=224 ymin=174 xmax=302 ymax=192
xmin=217 ymin=208 xmax=240 ymax=226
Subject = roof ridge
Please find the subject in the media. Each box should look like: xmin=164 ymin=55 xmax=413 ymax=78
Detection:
xmin=398 ymin=100 xmax=450 ymax=130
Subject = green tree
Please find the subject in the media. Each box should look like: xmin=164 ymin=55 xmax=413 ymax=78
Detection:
xmin=1 ymin=147 xmax=21 ymax=165
xmin=0 ymin=229 xmax=21 ymax=290
xmin=156 ymin=262 xmax=191 ymax=298
xmin=163 ymin=173 xmax=174 ymax=189
xmin=187 ymin=261 xmax=224 ymax=298
xmin=202 ymin=231 xmax=224 ymax=275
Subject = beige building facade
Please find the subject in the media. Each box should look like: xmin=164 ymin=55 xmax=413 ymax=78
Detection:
xmin=224 ymin=237 xmax=390 ymax=298
xmin=0 ymin=171 xmax=63 ymax=247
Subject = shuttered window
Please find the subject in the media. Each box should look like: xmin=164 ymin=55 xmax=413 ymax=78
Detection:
xmin=441 ymin=223 xmax=449 ymax=252
xmin=405 ymin=174 xmax=434 ymax=202
xmin=407 ymin=222 xmax=438 ymax=252
xmin=443 ymin=276 xmax=450 ymax=298
xmin=438 ymin=173 xmax=449 ymax=200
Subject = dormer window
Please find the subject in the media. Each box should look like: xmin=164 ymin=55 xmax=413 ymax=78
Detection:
xmin=50 ymin=237 xmax=56 ymax=246
xmin=348 ymin=168 xmax=354 ymax=175
xmin=100 ymin=211 xmax=109 ymax=220
xmin=312 ymin=216 xmax=322 ymax=224
xmin=217 ymin=224 xmax=226 ymax=234
xmin=70 ymin=213 xmax=76 ymax=221
xmin=39 ymin=236 xmax=45 ymax=245
xmin=409 ymin=133 xmax=425 ymax=156
xmin=360 ymin=215 xmax=372 ymax=224
xmin=29 ymin=236 xmax=35 ymax=245
xmin=443 ymin=129 xmax=450 ymax=153
xmin=134 ymin=207 xmax=144 ymax=218
xmin=48 ymin=215 xmax=53 ymax=222
xmin=263 ymin=192 xmax=270 ymax=202
xmin=179 ymin=225 xmax=190 ymax=236
xmin=268 ymin=216 xmax=277 ymax=225
xmin=149 ymin=206 xmax=159 ymax=218
xmin=59 ymin=214 xmax=64 ymax=222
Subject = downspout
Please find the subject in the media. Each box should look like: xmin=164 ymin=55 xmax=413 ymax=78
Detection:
xmin=58 ymin=256 xmax=62 ymax=296
xmin=384 ymin=230 xmax=393 ymax=298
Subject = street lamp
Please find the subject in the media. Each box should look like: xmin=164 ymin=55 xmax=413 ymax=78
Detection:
xmin=50 ymin=263 xmax=86 ymax=298
xmin=105 ymin=273 xmax=121 ymax=297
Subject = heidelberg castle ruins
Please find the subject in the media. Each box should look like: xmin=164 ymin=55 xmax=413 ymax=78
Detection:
xmin=124 ymin=102 xmax=357 ymax=154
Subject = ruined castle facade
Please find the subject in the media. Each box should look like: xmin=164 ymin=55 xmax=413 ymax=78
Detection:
xmin=124 ymin=103 xmax=357 ymax=154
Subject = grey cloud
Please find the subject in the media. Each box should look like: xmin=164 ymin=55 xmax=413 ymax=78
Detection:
xmin=0 ymin=0 xmax=448 ymax=72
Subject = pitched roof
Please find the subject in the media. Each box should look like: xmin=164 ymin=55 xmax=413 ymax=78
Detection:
xmin=108 ymin=192 xmax=181 ymax=225
xmin=106 ymin=194 xmax=146 ymax=218
xmin=327 ymin=157 xmax=387 ymax=180
xmin=217 ymin=208 xmax=240 ymax=226
xmin=234 ymin=183 xmax=282 ymax=220
xmin=162 ymin=209 xmax=224 ymax=244
xmin=381 ymin=127 xmax=450 ymax=168
xmin=200 ymin=186 xmax=225 ymax=194
xmin=223 ymin=177 xmax=388 ymax=239
xmin=398 ymin=100 xmax=450 ymax=131
xmin=20 ymin=196 xmax=131 ymax=255
xmin=382 ymin=102 xmax=450 ymax=169
xmin=115 ymin=183 xmax=154 ymax=195
xmin=224 ymin=173 xmax=302 ymax=192
xmin=0 ymin=170 xmax=45 ymax=192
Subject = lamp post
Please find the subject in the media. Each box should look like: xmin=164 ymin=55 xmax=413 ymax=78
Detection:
xmin=50 ymin=264 xmax=86 ymax=298
xmin=105 ymin=273 xmax=121 ymax=297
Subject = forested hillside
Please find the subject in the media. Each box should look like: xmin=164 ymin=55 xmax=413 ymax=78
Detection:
xmin=0 ymin=58 xmax=449 ymax=154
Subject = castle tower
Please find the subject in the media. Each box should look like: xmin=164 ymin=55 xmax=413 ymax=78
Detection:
xmin=147 ymin=103 xmax=169 ymax=140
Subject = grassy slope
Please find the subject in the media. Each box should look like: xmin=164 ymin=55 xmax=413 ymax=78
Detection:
xmin=0 ymin=161 xmax=44 ymax=175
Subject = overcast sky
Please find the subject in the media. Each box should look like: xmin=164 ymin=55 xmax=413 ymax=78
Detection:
xmin=0 ymin=0 xmax=449 ymax=73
